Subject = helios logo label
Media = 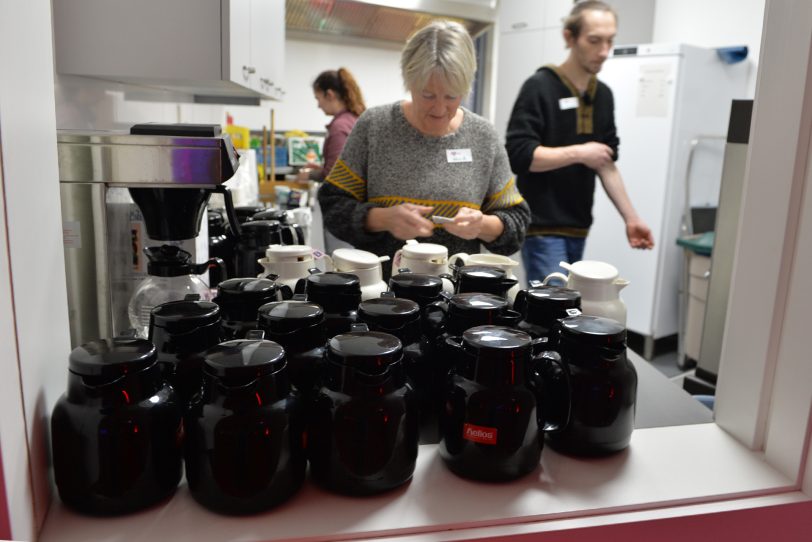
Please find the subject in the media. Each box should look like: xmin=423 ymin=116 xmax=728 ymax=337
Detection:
xmin=463 ymin=423 xmax=498 ymax=445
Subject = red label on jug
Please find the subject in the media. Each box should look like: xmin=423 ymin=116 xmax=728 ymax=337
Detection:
xmin=463 ymin=423 xmax=498 ymax=445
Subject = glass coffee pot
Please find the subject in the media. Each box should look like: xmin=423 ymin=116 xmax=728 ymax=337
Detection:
xmin=128 ymin=245 xmax=224 ymax=338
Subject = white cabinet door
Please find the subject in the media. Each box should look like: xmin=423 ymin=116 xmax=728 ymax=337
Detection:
xmin=494 ymin=28 xmax=568 ymax=140
xmin=226 ymin=0 xmax=255 ymax=90
xmin=499 ymin=0 xmax=545 ymax=33
xmin=498 ymin=0 xmax=571 ymax=33
xmin=251 ymin=0 xmax=285 ymax=98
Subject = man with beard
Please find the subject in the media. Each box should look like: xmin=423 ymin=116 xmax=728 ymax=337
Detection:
xmin=506 ymin=1 xmax=654 ymax=283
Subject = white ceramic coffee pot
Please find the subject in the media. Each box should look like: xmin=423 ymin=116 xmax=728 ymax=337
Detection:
xmin=541 ymin=260 xmax=629 ymax=326
xmin=258 ymin=244 xmax=333 ymax=292
xmin=448 ymin=252 xmax=521 ymax=302
xmin=331 ymin=248 xmax=390 ymax=300
xmin=393 ymin=239 xmax=454 ymax=293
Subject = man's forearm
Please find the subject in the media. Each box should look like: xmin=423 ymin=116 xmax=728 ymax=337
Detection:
xmin=529 ymin=144 xmax=583 ymax=172
xmin=597 ymin=163 xmax=640 ymax=223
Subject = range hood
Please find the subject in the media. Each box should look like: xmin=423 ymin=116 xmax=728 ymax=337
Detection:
xmin=286 ymin=0 xmax=496 ymax=43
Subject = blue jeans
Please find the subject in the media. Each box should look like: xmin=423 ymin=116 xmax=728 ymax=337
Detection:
xmin=522 ymin=235 xmax=586 ymax=285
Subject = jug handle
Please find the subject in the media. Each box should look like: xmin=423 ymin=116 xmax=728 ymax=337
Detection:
xmin=422 ymin=299 xmax=448 ymax=338
xmin=448 ymin=252 xmax=469 ymax=270
xmin=195 ymin=257 xmax=226 ymax=280
xmin=513 ymin=289 xmax=528 ymax=316
xmin=541 ymin=272 xmax=569 ymax=286
xmin=278 ymin=284 xmax=294 ymax=300
xmin=529 ymin=350 xmax=571 ymax=434
xmin=315 ymin=253 xmax=334 ymax=272
xmin=213 ymin=185 xmax=241 ymax=239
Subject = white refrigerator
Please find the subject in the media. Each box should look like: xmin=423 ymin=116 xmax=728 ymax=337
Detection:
xmin=583 ymin=44 xmax=749 ymax=357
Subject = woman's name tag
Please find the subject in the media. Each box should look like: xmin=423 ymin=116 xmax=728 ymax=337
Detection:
xmin=447 ymin=148 xmax=473 ymax=163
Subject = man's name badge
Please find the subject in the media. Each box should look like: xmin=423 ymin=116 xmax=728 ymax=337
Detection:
xmin=559 ymin=97 xmax=579 ymax=110
xmin=446 ymin=148 xmax=473 ymax=163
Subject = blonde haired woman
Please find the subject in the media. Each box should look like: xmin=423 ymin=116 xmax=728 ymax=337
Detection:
xmin=318 ymin=21 xmax=530 ymax=277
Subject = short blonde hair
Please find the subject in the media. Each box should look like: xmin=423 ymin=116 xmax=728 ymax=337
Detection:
xmin=400 ymin=20 xmax=476 ymax=97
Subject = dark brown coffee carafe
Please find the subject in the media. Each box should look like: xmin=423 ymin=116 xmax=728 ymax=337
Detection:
xmin=213 ymin=277 xmax=293 ymax=340
xmin=358 ymin=295 xmax=441 ymax=444
xmin=447 ymin=265 xmax=519 ymax=299
xmin=51 ymin=337 xmax=184 ymax=515
xmin=308 ymin=324 xmax=419 ymax=495
xmin=298 ymin=271 xmax=362 ymax=338
xmin=439 ymin=326 xmax=569 ymax=482
xmin=149 ymin=297 xmax=223 ymax=406
xmin=546 ymin=315 xmax=636 ymax=456
xmin=257 ymin=300 xmax=328 ymax=394
xmin=184 ymin=331 xmax=306 ymax=514
xmin=513 ymin=286 xmax=582 ymax=339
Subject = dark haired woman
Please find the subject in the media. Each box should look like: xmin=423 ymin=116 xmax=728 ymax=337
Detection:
xmin=306 ymin=67 xmax=366 ymax=181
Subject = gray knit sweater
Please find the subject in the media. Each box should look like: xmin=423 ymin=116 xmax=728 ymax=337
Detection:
xmin=318 ymin=102 xmax=530 ymax=276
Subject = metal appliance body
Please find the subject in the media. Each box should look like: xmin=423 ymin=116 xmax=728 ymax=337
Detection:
xmin=58 ymin=128 xmax=240 ymax=347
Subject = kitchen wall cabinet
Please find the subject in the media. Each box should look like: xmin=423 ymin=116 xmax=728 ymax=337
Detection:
xmin=53 ymin=0 xmax=285 ymax=102
xmin=493 ymin=0 xmax=571 ymax=138
xmin=497 ymin=0 xmax=572 ymax=33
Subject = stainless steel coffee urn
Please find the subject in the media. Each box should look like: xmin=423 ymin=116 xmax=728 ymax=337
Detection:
xmin=58 ymin=124 xmax=243 ymax=347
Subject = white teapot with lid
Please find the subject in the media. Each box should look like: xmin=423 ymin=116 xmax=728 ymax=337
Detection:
xmin=541 ymin=260 xmax=629 ymax=325
xmin=393 ymin=239 xmax=454 ymax=293
xmin=448 ymin=252 xmax=522 ymax=302
xmin=331 ymin=248 xmax=390 ymax=300
xmin=258 ymin=244 xmax=333 ymax=292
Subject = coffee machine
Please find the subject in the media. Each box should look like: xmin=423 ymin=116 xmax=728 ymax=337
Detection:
xmin=58 ymin=124 xmax=243 ymax=347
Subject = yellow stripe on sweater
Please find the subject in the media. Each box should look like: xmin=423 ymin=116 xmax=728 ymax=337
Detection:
xmin=483 ymin=177 xmax=525 ymax=212
xmin=325 ymin=159 xmax=367 ymax=201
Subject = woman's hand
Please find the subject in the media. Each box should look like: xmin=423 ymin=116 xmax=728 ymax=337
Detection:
xmin=443 ymin=208 xmax=504 ymax=242
xmin=366 ymin=204 xmax=434 ymax=240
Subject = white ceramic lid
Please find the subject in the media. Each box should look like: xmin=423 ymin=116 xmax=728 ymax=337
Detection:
xmin=402 ymin=242 xmax=447 ymax=259
xmin=568 ymin=260 xmax=619 ymax=281
xmin=265 ymin=244 xmax=313 ymax=261
xmin=333 ymin=248 xmax=389 ymax=269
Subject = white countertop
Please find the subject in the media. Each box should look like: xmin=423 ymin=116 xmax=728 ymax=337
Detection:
xmin=41 ymin=356 xmax=763 ymax=542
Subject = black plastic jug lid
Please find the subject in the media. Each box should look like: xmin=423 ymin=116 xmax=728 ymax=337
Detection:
xmin=234 ymin=206 xmax=267 ymax=223
xmin=203 ymin=338 xmax=286 ymax=379
xmin=306 ymin=272 xmax=362 ymax=297
xmin=449 ymin=292 xmax=508 ymax=312
xmin=358 ymin=297 xmax=420 ymax=329
xmin=257 ymin=300 xmax=324 ymax=333
xmin=150 ymin=299 xmax=221 ymax=334
xmin=389 ymin=273 xmax=443 ymax=294
xmin=524 ymin=286 xmax=581 ymax=306
xmin=457 ymin=265 xmax=506 ymax=281
xmin=251 ymin=208 xmax=289 ymax=223
xmin=557 ymin=315 xmax=626 ymax=345
xmin=462 ymin=325 xmax=532 ymax=352
xmin=69 ymin=337 xmax=156 ymax=378
xmin=328 ymin=331 xmax=402 ymax=375
xmin=216 ymin=278 xmax=282 ymax=298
